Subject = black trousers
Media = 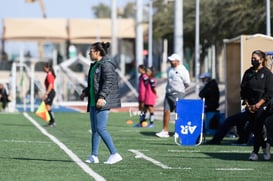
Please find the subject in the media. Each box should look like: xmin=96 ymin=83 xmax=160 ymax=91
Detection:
xmin=212 ymin=107 xmax=267 ymax=150
xmin=211 ymin=111 xmax=250 ymax=143
xmin=248 ymin=107 xmax=267 ymax=153
xmin=44 ymin=89 xmax=56 ymax=106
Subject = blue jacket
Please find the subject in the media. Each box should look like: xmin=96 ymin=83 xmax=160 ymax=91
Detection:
xmin=82 ymin=57 xmax=121 ymax=111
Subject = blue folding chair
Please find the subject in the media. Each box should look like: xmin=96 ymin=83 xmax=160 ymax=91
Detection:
xmin=174 ymin=99 xmax=205 ymax=146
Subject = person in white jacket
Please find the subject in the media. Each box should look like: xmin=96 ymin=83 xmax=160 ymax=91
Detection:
xmin=156 ymin=53 xmax=190 ymax=138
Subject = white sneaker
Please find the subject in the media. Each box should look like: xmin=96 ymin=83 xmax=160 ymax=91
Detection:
xmin=263 ymin=143 xmax=271 ymax=160
xmin=155 ymin=130 xmax=170 ymax=138
xmin=104 ymin=153 xmax=122 ymax=164
xmin=85 ymin=155 xmax=99 ymax=163
xmin=248 ymin=152 xmax=258 ymax=161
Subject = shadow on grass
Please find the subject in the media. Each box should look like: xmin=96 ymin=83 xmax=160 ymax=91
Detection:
xmin=1 ymin=123 xmax=33 ymax=127
xmin=139 ymin=131 xmax=175 ymax=137
xmin=204 ymin=152 xmax=251 ymax=161
xmin=0 ymin=157 xmax=73 ymax=163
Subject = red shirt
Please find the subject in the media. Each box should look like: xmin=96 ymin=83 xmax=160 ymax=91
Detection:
xmin=45 ymin=72 xmax=55 ymax=90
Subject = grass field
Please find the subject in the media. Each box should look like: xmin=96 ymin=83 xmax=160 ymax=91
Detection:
xmin=1 ymin=111 xmax=273 ymax=181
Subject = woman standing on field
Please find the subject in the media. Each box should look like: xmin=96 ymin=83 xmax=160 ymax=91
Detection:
xmin=43 ymin=63 xmax=56 ymax=127
xmin=80 ymin=41 xmax=122 ymax=164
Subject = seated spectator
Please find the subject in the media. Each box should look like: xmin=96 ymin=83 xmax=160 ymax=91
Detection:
xmin=199 ymin=72 xmax=220 ymax=112
xmin=199 ymin=72 xmax=220 ymax=135
xmin=0 ymin=83 xmax=10 ymax=111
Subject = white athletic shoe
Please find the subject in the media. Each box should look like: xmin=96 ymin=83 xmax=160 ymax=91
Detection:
xmin=85 ymin=155 xmax=99 ymax=164
xmin=248 ymin=152 xmax=258 ymax=161
xmin=155 ymin=130 xmax=170 ymax=138
xmin=104 ymin=153 xmax=122 ymax=164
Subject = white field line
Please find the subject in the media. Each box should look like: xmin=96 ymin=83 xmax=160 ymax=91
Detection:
xmin=168 ymin=149 xmax=251 ymax=153
xmin=216 ymin=168 xmax=254 ymax=171
xmin=2 ymin=139 xmax=51 ymax=144
xmin=129 ymin=149 xmax=191 ymax=170
xmin=168 ymin=149 xmax=254 ymax=171
xmin=66 ymin=107 xmax=85 ymax=113
xmin=168 ymin=149 xmax=201 ymax=153
xmin=23 ymin=112 xmax=105 ymax=181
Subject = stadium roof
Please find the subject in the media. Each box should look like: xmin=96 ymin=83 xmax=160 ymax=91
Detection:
xmin=2 ymin=18 xmax=68 ymax=42
xmin=69 ymin=18 xmax=136 ymax=43
xmin=2 ymin=18 xmax=146 ymax=44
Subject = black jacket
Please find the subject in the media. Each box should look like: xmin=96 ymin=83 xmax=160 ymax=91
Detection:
xmin=82 ymin=57 xmax=121 ymax=112
xmin=241 ymin=66 xmax=273 ymax=105
xmin=199 ymin=79 xmax=220 ymax=112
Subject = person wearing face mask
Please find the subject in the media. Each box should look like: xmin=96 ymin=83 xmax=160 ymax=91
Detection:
xmin=207 ymin=50 xmax=273 ymax=160
xmin=242 ymin=50 xmax=273 ymax=160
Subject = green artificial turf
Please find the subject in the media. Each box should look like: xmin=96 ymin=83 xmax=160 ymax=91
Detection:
xmin=0 ymin=112 xmax=272 ymax=181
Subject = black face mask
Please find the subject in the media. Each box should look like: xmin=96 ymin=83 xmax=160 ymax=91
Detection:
xmin=251 ymin=58 xmax=259 ymax=69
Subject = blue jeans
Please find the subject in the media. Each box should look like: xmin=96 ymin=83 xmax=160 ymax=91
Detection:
xmin=89 ymin=107 xmax=117 ymax=156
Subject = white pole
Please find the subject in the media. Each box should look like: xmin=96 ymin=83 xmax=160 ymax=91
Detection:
xmin=212 ymin=45 xmax=216 ymax=78
xmin=148 ymin=0 xmax=153 ymax=67
xmin=161 ymin=39 xmax=168 ymax=78
xmin=195 ymin=0 xmax=200 ymax=97
xmin=19 ymin=50 xmax=26 ymax=112
xmin=174 ymin=0 xmax=183 ymax=62
xmin=266 ymin=0 xmax=271 ymax=36
xmin=11 ymin=62 xmax=17 ymax=112
xmin=111 ymin=0 xmax=117 ymax=57
xmin=120 ymin=54 xmax=125 ymax=75
xmin=53 ymin=49 xmax=57 ymax=67
xmin=30 ymin=62 xmax=35 ymax=112
xmin=52 ymin=49 xmax=59 ymax=103
xmin=136 ymin=0 xmax=144 ymax=83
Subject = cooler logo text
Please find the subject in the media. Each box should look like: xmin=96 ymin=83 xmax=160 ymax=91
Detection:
xmin=180 ymin=121 xmax=197 ymax=134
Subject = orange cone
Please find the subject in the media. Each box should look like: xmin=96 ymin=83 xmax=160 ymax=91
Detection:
xmin=126 ymin=119 xmax=133 ymax=125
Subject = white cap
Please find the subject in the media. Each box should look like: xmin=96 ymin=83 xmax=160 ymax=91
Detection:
xmin=168 ymin=53 xmax=181 ymax=62
xmin=199 ymin=72 xmax=211 ymax=79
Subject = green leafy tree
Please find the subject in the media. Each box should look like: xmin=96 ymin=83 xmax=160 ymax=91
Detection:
xmin=152 ymin=0 xmax=273 ymax=74
xmin=91 ymin=3 xmax=111 ymax=18
xmin=121 ymin=2 xmax=135 ymax=18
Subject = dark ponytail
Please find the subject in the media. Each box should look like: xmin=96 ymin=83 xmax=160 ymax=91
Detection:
xmin=45 ymin=63 xmax=56 ymax=78
xmin=91 ymin=42 xmax=111 ymax=57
